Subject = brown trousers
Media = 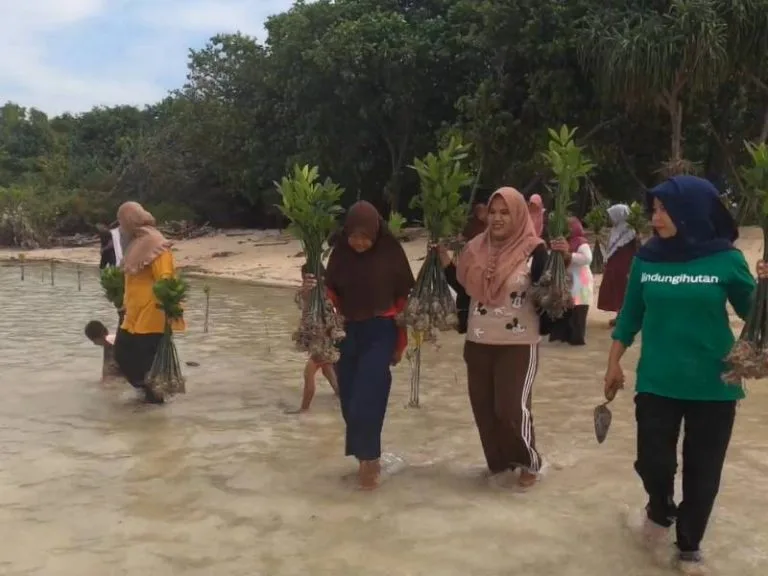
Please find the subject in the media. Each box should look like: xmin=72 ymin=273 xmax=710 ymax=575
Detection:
xmin=463 ymin=341 xmax=541 ymax=473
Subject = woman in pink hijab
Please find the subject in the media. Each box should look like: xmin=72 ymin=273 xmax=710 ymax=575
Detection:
xmin=528 ymin=195 xmax=545 ymax=237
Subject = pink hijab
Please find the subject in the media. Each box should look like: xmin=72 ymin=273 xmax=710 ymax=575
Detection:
xmin=568 ymin=217 xmax=589 ymax=252
xmin=457 ymin=188 xmax=545 ymax=307
xmin=528 ymin=194 xmax=545 ymax=237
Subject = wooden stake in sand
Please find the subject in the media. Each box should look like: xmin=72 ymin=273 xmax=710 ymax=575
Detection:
xmin=76 ymin=265 xmax=82 ymax=291
xmin=19 ymin=253 xmax=25 ymax=281
xmin=50 ymin=261 xmax=55 ymax=286
xmin=405 ymin=331 xmax=424 ymax=408
xmin=203 ymin=285 xmax=211 ymax=333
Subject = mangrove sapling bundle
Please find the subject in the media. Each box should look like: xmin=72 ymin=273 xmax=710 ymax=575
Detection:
xmin=724 ymin=142 xmax=768 ymax=384
xmin=277 ymin=164 xmax=346 ymax=363
xmin=146 ymin=276 xmax=189 ymax=398
xmin=584 ymin=201 xmax=608 ymax=274
xmin=100 ymin=266 xmax=125 ymax=310
xmin=531 ymin=125 xmax=595 ymax=319
xmin=399 ymin=137 xmax=473 ymax=407
xmin=402 ymin=248 xmax=460 ymax=343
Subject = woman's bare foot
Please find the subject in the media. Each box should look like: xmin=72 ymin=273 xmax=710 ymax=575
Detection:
xmin=358 ymin=459 xmax=381 ymax=490
xmin=284 ymin=407 xmax=308 ymax=415
xmin=518 ymin=470 xmax=537 ymax=488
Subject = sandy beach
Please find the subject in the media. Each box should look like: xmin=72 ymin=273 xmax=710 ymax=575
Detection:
xmin=0 ymin=228 xmax=431 ymax=289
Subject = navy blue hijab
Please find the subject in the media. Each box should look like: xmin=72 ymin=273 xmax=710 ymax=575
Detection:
xmin=637 ymin=176 xmax=738 ymax=263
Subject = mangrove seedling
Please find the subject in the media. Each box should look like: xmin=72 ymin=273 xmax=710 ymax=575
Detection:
xmin=724 ymin=141 xmax=768 ymax=384
xmin=532 ymin=125 xmax=595 ymax=319
xmin=203 ymin=284 xmax=211 ymax=333
xmin=276 ymin=164 xmax=346 ymax=363
xmin=584 ymin=200 xmax=609 ymax=274
xmin=400 ymin=136 xmax=474 ymax=406
xmin=146 ymin=276 xmax=189 ymax=399
xmin=388 ymin=211 xmax=407 ymax=239
xmin=626 ymin=201 xmax=650 ymax=235
xmin=100 ymin=266 xmax=125 ymax=310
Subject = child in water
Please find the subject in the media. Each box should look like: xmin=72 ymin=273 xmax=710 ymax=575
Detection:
xmin=285 ymin=265 xmax=340 ymax=414
xmin=84 ymin=320 xmax=121 ymax=382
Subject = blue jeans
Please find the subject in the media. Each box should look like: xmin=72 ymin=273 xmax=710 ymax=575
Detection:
xmin=336 ymin=317 xmax=397 ymax=461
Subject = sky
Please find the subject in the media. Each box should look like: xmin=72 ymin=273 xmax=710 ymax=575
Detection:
xmin=0 ymin=0 xmax=295 ymax=116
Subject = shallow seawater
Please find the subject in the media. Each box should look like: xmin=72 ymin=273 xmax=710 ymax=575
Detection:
xmin=0 ymin=263 xmax=766 ymax=575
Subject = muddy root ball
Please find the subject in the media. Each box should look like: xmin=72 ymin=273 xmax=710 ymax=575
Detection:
xmin=399 ymin=295 xmax=459 ymax=341
xmin=292 ymin=293 xmax=345 ymax=364
xmin=723 ymin=339 xmax=768 ymax=383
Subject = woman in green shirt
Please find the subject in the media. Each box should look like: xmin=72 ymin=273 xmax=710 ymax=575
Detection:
xmin=604 ymin=176 xmax=767 ymax=575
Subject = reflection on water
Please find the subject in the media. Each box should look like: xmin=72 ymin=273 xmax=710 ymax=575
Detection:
xmin=1 ymin=262 xmax=767 ymax=575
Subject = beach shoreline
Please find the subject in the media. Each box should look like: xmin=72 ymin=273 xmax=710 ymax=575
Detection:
xmin=0 ymin=228 xmax=434 ymax=289
xmin=1 ymin=226 xmax=762 ymax=322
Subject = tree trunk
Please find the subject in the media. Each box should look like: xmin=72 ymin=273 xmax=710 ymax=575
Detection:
xmin=760 ymin=106 xmax=768 ymax=143
xmin=657 ymin=71 xmax=690 ymax=179
xmin=670 ymin=99 xmax=683 ymax=164
xmin=382 ymin=127 xmax=410 ymax=215
xmin=384 ymin=170 xmax=402 ymax=216
xmin=658 ymin=96 xmax=689 ymax=178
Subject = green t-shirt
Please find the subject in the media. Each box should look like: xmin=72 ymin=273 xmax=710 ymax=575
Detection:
xmin=612 ymin=249 xmax=756 ymax=401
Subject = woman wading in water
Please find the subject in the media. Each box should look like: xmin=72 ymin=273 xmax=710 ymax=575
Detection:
xmin=114 ymin=202 xmax=186 ymax=404
xmin=440 ymin=187 xmax=549 ymax=488
xmin=597 ymin=204 xmax=637 ymax=327
xmin=604 ymin=176 xmax=767 ymax=574
xmin=306 ymin=201 xmax=415 ymax=490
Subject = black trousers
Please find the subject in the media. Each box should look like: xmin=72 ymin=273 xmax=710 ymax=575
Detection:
xmin=548 ymin=304 xmax=588 ymax=345
xmin=114 ymin=329 xmax=162 ymax=390
xmin=634 ymin=393 xmax=736 ymax=553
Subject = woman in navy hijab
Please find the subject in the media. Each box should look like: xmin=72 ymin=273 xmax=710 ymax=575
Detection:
xmin=604 ymin=176 xmax=768 ymax=574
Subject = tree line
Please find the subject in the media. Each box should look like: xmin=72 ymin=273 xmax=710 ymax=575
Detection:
xmin=1 ymin=0 xmax=767 ymax=247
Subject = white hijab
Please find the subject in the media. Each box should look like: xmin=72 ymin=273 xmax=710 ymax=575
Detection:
xmin=110 ymin=227 xmax=124 ymax=266
xmin=605 ymin=204 xmax=636 ymax=259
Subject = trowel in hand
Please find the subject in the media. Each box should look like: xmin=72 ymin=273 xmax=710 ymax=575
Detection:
xmin=593 ymin=398 xmax=614 ymax=444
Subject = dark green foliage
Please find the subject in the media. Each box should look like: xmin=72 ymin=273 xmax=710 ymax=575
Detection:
xmin=1 ymin=0 xmax=768 ymax=247
xmin=100 ymin=266 xmax=125 ymax=310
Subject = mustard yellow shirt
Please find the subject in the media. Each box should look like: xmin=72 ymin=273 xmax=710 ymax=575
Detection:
xmin=121 ymin=250 xmax=187 ymax=335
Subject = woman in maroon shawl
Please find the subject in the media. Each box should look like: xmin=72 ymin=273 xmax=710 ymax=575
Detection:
xmin=597 ymin=204 xmax=638 ymax=326
xmin=306 ymin=201 xmax=415 ymax=490
xmin=461 ymin=203 xmax=488 ymax=241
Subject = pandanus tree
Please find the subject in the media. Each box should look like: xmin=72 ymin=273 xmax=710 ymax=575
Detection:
xmin=577 ymin=1 xmax=731 ymax=178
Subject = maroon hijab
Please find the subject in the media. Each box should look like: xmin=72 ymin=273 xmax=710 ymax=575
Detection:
xmin=568 ymin=217 xmax=589 ymax=252
xmin=462 ymin=204 xmax=488 ymax=241
xmin=325 ymin=201 xmax=415 ymax=321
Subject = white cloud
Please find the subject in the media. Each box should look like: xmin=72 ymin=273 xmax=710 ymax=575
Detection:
xmin=0 ymin=0 xmax=294 ymax=116
xmin=142 ymin=0 xmax=271 ymax=35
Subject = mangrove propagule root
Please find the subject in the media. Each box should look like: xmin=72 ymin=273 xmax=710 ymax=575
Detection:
xmin=293 ymin=286 xmax=345 ymax=364
xmin=723 ymin=230 xmax=768 ymax=385
xmin=531 ymin=251 xmax=574 ymax=320
xmin=396 ymin=248 xmax=459 ymax=342
xmin=396 ymin=248 xmax=458 ymax=407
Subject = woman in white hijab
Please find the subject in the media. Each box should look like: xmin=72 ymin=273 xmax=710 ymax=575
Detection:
xmin=597 ymin=204 xmax=638 ymax=326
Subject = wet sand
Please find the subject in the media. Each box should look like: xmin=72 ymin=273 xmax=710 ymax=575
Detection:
xmin=1 ymin=263 xmax=767 ymax=575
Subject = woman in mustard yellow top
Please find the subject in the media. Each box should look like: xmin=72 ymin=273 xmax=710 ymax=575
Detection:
xmin=114 ymin=202 xmax=185 ymax=404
